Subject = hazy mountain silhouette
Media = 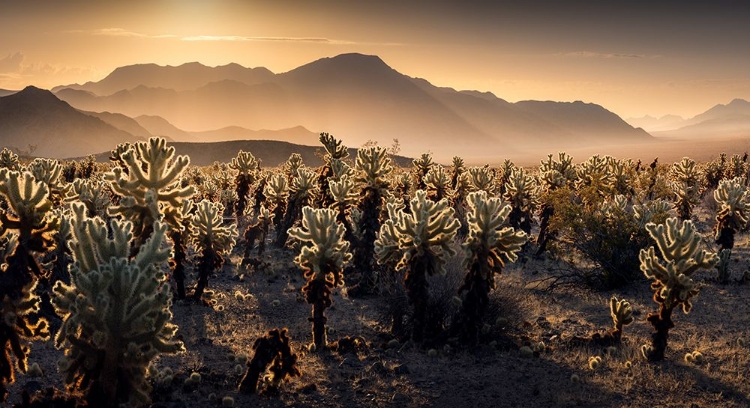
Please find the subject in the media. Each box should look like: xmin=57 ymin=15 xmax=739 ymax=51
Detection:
xmin=134 ymin=115 xmax=196 ymax=141
xmin=626 ymin=114 xmax=686 ymax=132
xmin=651 ymin=99 xmax=750 ymax=139
xmin=0 ymin=89 xmax=16 ymax=97
xmin=0 ymin=86 xmax=143 ymax=158
xmin=81 ymin=110 xmax=156 ymax=139
xmin=53 ymin=62 xmax=274 ymax=95
xmin=53 ymin=53 xmax=653 ymax=160
xmin=190 ymin=125 xmax=319 ymax=146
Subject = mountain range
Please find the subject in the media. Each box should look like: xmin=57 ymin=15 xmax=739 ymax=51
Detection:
xmin=627 ymin=98 xmax=750 ymax=139
xmin=48 ymin=53 xmax=651 ymax=160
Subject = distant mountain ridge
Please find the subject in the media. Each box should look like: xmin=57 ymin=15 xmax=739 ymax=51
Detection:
xmin=53 ymin=53 xmax=653 ymax=160
xmin=631 ymin=98 xmax=750 ymax=139
xmin=0 ymin=86 xmax=143 ymax=158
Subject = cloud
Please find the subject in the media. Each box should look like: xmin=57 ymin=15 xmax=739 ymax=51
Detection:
xmin=0 ymin=52 xmax=25 ymax=73
xmin=180 ymin=35 xmax=357 ymax=45
xmin=65 ymin=28 xmax=177 ymax=39
xmin=558 ymin=51 xmax=654 ymax=59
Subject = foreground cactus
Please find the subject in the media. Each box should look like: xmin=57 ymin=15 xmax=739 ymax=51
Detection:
xmin=52 ymin=204 xmax=183 ymax=407
xmin=105 ymin=137 xmax=194 ymax=250
xmin=229 ymin=150 xmax=260 ymax=221
xmin=451 ymin=190 xmax=527 ymax=343
xmin=375 ymin=190 xmax=460 ymax=342
xmin=238 ymin=328 xmax=300 ymax=395
xmin=671 ymin=157 xmax=701 ymax=220
xmin=350 ymin=146 xmax=392 ymax=295
xmin=275 ymin=166 xmax=319 ymax=248
xmin=713 ymin=177 xmax=749 ymax=252
xmin=503 ymin=167 xmax=539 ymax=234
xmin=288 ymin=207 xmax=352 ymax=349
xmin=316 ymin=133 xmax=349 ymax=208
xmin=639 ymin=217 xmax=718 ymax=361
xmin=0 ymin=170 xmax=57 ymax=402
xmin=190 ymin=200 xmax=238 ymax=302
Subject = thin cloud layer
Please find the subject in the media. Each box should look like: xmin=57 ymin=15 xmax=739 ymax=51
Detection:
xmin=0 ymin=52 xmax=25 ymax=73
xmin=558 ymin=51 xmax=654 ymax=59
xmin=181 ymin=35 xmax=356 ymax=45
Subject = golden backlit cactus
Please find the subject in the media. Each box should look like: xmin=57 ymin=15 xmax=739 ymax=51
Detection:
xmin=503 ymin=167 xmax=539 ymax=234
xmin=639 ymin=217 xmax=718 ymax=361
xmin=190 ymin=199 xmax=238 ymax=301
xmin=27 ymin=158 xmax=70 ymax=205
xmin=463 ymin=166 xmax=496 ymax=195
xmin=609 ymin=296 xmax=633 ymax=340
xmin=425 ymin=165 xmax=450 ymax=202
xmin=264 ymin=172 xmax=289 ymax=239
xmin=671 ymin=157 xmax=701 ymax=220
xmin=713 ymin=176 xmax=750 ymax=251
xmin=52 ymin=204 xmax=182 ymax=407
xmin=452 ymin=190 xmax=527 ymax=343
xmin=105 ymin=137 xmax=195 ymax=247
xmin=375 ymin=189 xmax=460 ymax=342
xmin=230 ymin=150 xmax=260 ymax=220
xmin=283 ymin=153 xmax=304 ymax=180
xmin=65 ymin=178 xmax=111 ymax=219
xmin=275 ymin=166 xmax=319 ymax=248
xmin=412 ymin=153 xmax=434 ymax=190
xmin=450 ymin=156 xmax=466 ymax=190
xmin=289 ymin=207 xmax=352 ymax=349
xmin=317 ymin=133 xmax=349 ymax=208
xmin=0 ymin=148 xmax=20 ymax=171
xmin=576 ymin=155 xmax=615 ymax=195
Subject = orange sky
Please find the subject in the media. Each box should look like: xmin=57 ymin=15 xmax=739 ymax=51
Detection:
xmin=1 ymin=0 xmax=748 ymax=119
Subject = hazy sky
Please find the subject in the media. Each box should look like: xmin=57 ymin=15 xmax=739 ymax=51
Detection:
xmin=0 ymin=0 xmax=748 ymax=118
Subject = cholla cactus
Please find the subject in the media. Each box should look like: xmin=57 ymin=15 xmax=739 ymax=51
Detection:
xmin=350 ymin=146 xmax=392 ymax=295
xmin=52 ymin=204 xmax=183 ymax=407
xmin=713 ymin=176 xmax=749 ymax=251
xmin=264 ymin=173 xmax=289 ymax=240
xmin=412 ymin=153 xmax=434 ymax=190
xmin=497 ymin=159 xmax=516 ymax=196
xmin=27 ymin=158 xmax=70 ymax=205
xmin=330 ymin=158 xmax=354 ymax=181
xmin=715 ymin=248 xmax=731 ymax=284
xmin=238 ymin=328 xmax=300 ymax=395
xmin=283 ymin=153 xmax=304 ymax=180
xmin=463 ymin=166 xmax=496 ymax=195
xmin=0 ymin=148 xmax=20 ymax=171
xmin=576 ymin=155 xmax=615 ymax=195
xmin=375 ymin=190 xmax=460 ymax=342
xmin=539 ymin=152 xmax=576 ymax=190
xmin=671 ymin=157 xmax=701 ymax=220
xmin=65 ymin=178 xmax=112 ymax=219
xmin=190 ymin=200 xmax=238 ymax=302
xmin=639 ymin=217 xmax=718 ymax=361
xmin=289 ymin=207 xmax=352 ymax=349
xmin=275 ymin=166 xmax=319 ymax=248
xmin=242 ymin=204 xmax=274 ymax=267
xmin=169 ymin=199 xmax=194 ymax=299
xmin=727 ymin=153 xmax=746 ymax=180
xmin=425 ymin=165 xmax=450 ymax=202
xmin=230 ymin=150 xmax=260 ymax=220
xmin=317 ymin=133 xmax=349 ymax=208
xmin=503 ymin=167 xmax=539 ymax=234
xmin=105 ymin=137 xmax=195 ymax=249
xmin=450 ymin=156 xmax=465 ymax=190
xmin=329 ymin=175 xmax=359 ymax=242
xmin=452 ymin=190 xmax=527 ymax=343
xmin=633 ymin=199 xmax=671 ymax=229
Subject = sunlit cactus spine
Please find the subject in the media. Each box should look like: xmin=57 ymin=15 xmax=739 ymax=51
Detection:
xmin=497 ymin=159 xmax=516 ymax=196
xmin=639 ymin=217 xmax=718 ymax=361
xmin=190 ymin=200 xmax=238 ymax=302
xmin=375 ymin=190 xmax=460 ymax=342
xmin=288 ymin=207 xmax=352 ymax=350
xmin=503 ymin=167 xmax=539 ymax=235
xmin=283 ymin=153 xmax=304 ymax=181
xmin=52 ymin=203 xmax=183 ymax=407
xmin=230 ymin=150 xmax=260 ymax=222
xmin=671 ymin=157 xmax=701 ymax=220
xmin=242 ymin=204 xmax=274 ymax=268
xmin=425 ymin=165 xmax=450 ymax=202
xmin=451 ymin=190 xmax=527 ymax=344
xmin=412 ymin=153 xmax=434 ymax=190
xmin=536 ymin=152 xmax=576 ymax=257
xmin=264 ymin=173 xmax=289 ymax=241
xmin=27 ymin=158 xmax=70 ymax=206
xmin=450 ymin=156 xmax=465 ymax=191
xmin=316 ymin=133 xmax=349 ymax=208
xmin=463 ymin=166 xmax=496 ymax=195
xmin=275 ymin=166 xmax=319 ymax=248
xmin=0 ymin=148 xmax=20 ymax=171
xmin=105 ymin=137 xmax=195 ymax=250
xmin=65 ymin=178 xmax=112 ymax=219
xmin=589 ymin=296 xmax=634 ymax=346
xmin=633 ymin=199 xmax=671 ymax=229
xmin=713 ymin=176 xmax=749 ymax=252
xmin=726 ymin=153 xmax=746 ymax=180
xmin=576 ymin=155 xmax=615 ymax=196
xmin=349 ymin=146 xmax=392 ymax=295
xmin=329 ymin=175 xmax=359 ymax=244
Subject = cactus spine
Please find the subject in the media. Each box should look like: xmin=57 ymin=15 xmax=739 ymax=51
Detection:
xmin=229 ymin=150 xmax=260 ymax=222
xmin=452 ymin=190 xmax=527 ymax=343
xmin=190 ymin=200 xmax=238 ymax=302
xmin=639 ymin=217 xmax=718 ymax=361
xmin=52 ymin=203 xmax=183 ymax=407
xmin=375 ymin=190 xmax=460 ymax=342
xmin=288 ymin=207 xmax=352 ymax=349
